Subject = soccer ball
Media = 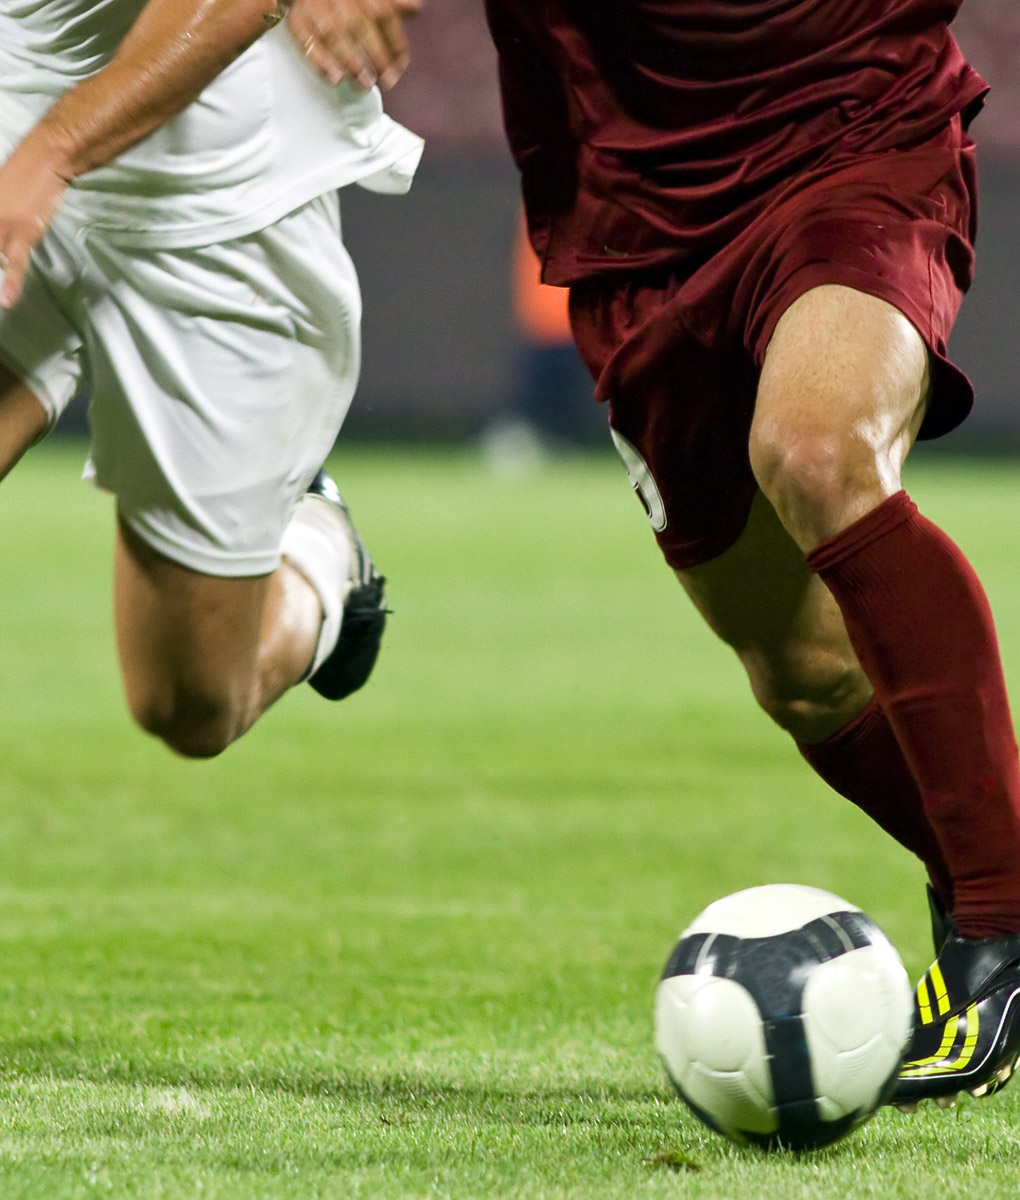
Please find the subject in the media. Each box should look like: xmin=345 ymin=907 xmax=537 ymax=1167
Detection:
xmin=654 ymin=884 xmax=913 ymax=1150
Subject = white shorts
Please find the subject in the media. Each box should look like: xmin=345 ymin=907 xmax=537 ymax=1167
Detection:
xmin=0 ymin=193 xmax=361 ymax=576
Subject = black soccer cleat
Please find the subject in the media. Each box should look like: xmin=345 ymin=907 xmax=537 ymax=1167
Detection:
xmin=926 ymin=883 xmax=953 ymax=956
xmin=890 ymin=926 xmax=1020 ymax=1110
xmin=304 ymin=470 xmax=389 ymax=701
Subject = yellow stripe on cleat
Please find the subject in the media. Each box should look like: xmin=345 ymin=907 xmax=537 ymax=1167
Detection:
xmin=917 ymin=976 xmax=933 ymax=1025
xmin=901 ymin=1015 xmax=961 ymax=1073
xmin=899 ymin=1005 xmax=981 ymax=1077
xmin=929 ymin=962 xmax=951 ymax=1017
xmin=960 ymin=1005 xmax=980 ymax=1064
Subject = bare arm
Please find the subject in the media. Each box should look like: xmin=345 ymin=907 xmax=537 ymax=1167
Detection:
xmin=285 ymin=0 xmax=422 ymax=90
xmin=0 ymin=0 xmax=281 ymax=308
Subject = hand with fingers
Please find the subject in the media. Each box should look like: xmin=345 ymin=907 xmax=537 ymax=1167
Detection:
xmin=0 ymin=129 xmax=69 ymax=310
xmin=284 ymin=0 xmax=423 ymax=90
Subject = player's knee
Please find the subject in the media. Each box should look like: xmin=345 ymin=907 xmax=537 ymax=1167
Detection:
xmin=127 ymin=685 xmax=242 ymax=759
xmin=750 ymin=421 xmax=846 ymax=510
xmin=748 ymin=421 xmax=882 ymax=546
xmin=746 ymin=652 xmax=871 ymax=744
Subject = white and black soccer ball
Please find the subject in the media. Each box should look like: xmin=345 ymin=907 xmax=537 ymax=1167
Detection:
xmin=654 ymin=884 xmax=913 ymax=1150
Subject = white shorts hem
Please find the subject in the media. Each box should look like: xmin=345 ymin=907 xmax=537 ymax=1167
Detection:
xmin=117 ymin=507 xmax=282 ymax=579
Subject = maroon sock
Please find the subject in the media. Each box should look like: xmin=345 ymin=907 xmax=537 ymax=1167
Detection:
xmin=807 ymin=491 xmax=1020 ymax=937
xmin=798 ymin=698 xmax=952 ymax=909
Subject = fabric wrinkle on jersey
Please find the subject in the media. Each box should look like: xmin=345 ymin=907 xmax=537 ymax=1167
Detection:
xmin=486 ymin=0 xmax=986 ymax=286
xmin=0 ymin=0 xmax=423 ymax=577
xmin=486 ymin=0 xmax=987 ymax=570
xmin=0 ymin=194 xmax=363 ymax=578
xmin=0 ymin=1 xmax=424 ymax=248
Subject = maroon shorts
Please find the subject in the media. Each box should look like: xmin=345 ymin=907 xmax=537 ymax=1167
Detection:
xmin=569 ymin=119 xmax=978 ymax=570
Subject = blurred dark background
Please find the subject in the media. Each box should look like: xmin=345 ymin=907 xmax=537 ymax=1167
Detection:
xmin=56 ymin=4 xmax=1020 ymax=451
xmin=337 ymin=1 xmax=1020 ymax=451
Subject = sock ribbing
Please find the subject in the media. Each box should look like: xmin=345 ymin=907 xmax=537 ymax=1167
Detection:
xmin=808 ymin=491 xmax=1020 ymax=937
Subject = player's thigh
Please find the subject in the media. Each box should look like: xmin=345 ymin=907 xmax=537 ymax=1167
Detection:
xmin=0 ymin=228 xmax=87 ymax=478
xmin=113 ymin=516 xmax=272 ymax=717
xmin=676 ymin=489 xmax=871 ymax=738
xmin=751 ymin=284 xmax=930 ymax=534
xmin=0 ymin=360 xmax=50 ymax=480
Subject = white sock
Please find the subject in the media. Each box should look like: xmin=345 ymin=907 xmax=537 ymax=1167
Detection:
xmin=281 ymin=495 xmax=353 ymax=677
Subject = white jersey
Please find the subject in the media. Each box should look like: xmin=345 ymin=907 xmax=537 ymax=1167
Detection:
xmin=0 ymin=0 xmax=423 ymax=248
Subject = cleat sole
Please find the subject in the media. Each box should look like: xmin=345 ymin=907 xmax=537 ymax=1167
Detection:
xmin=968 ymin=1058 xmax=1018 ymax=1100
xmin=934 ymin=1095 xmax=957 ymax=1109
xmin=894 ymin=1101 xmax=919 ymax=1114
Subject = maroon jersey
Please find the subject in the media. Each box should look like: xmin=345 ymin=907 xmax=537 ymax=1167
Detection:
xmin=485 ymin=0 xmax=987 ymax=284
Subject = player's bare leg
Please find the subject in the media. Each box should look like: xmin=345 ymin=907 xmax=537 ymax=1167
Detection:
xmin=0 ymin=361 xmax=50 ymax=481
xmin=744 ymin=282 xmax=1020 ymax=1104
xmin=113 ymin=473 xmax=386 ymax=759
xmin=749 ymin=284 xmax=927 ymax=551
xmin=676 ymin=489 xmax=870 ymax=744
xmin=114 ymin=517 xmax=323 ymax=759
xmin=675 ymin=490 xmax=949 ymax=890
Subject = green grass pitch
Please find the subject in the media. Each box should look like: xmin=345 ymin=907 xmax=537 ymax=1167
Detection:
xmin=0 ymin=440 xmax=1018 ymax=1198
